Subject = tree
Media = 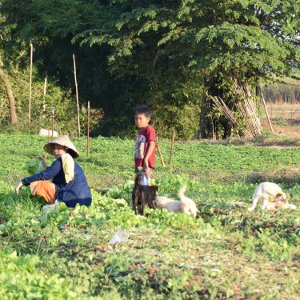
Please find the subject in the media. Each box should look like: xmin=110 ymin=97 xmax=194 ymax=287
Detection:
xmin=0 ymin=56 xmax=17 ymax=124
xmin=75 ymin=0 xmax=300 ymax=138
xmin=1 ymin=0 xmax=299 ymax=138
xmin=0 ymin=9 xmax=18 ymax=124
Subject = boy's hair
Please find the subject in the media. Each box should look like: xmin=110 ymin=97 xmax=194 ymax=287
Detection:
xmin=135 ymin=105 xmax=151 ymax=118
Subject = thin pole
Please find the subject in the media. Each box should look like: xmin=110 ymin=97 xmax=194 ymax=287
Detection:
xmin=87 ymin=101 xmax=90 ymax=157
xmin=156 ymin=143 xmax=165 ymax=167
xmin=260 ymin=86 xmax=274 ymax=133
xmin=51 ymin=107 xmax=55 ymax=139
xmin=43 ymin=76 xmax=47 ymax=117
xmin=169 ymin=130 xmax=175 ymax=166
xmin=29 ymin=43 xmax=33 ymax=123
xmin=73 ymin=54 xmax=81 ymax=137
xmin=43 ymin=76 xmax=47 ymax=96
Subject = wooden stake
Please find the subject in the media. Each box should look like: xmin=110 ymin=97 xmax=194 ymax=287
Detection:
xmin=51 ymin=107 xmax=55 ymax=139
xmin=156 ymin=143 xmax=165 ymax=167
xmin=259 ymin=86 xmax=274 ymax=133
xmin=87 ymin=101 xmax=90 ymax=157
xmin=29 ymin=43 xmax=33 ymax=123
xmin=169 ymin=130 xmax=175 ymax=166
xmin=73 ymin=54 xmax=81 ymax=137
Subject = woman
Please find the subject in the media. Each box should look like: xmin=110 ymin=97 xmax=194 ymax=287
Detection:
xmin=16 ymin=135 xmax=92 ymax=209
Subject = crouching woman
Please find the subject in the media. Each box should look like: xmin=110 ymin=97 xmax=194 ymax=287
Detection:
xmin=16 ymin=135 xmax=92 ymax=209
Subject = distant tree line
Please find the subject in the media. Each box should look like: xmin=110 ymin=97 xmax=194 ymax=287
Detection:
xmin=263 ymin=83 xmax=300 ymax=103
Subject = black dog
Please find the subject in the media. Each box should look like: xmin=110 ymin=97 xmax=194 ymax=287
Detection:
xmin=132 ymin=173 xmax=158 ymax=215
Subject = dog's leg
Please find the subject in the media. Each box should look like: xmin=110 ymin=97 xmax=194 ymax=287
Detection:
xmin=248 ymin=196 xmax=260 ymax=212
xmin=132 ymin=189 xmax=139 ymax=214
xmin=286 ymin=203 xmax=297 ymax=209
xmin=138 ymin=202 xmax=144 ymax=215
xmin=132 ymin=191 xmax=136 ymax=213
xmin=261 ymin=196 xmax=269 ymax=210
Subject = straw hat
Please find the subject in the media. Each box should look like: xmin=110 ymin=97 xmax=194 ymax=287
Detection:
xmin=44 ymin=135 xmax=79 ymax=158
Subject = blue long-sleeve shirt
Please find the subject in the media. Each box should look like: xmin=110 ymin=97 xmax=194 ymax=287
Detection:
xmin=22 ymin=158 xmax=92 ymax=207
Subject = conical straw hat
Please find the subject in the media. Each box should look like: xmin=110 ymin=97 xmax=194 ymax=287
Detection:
xmin=44 ymin=135 xmax=79 ymax=158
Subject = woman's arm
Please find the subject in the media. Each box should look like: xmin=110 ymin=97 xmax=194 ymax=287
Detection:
xmin=22 ymin=159 xmax=61 ymax=186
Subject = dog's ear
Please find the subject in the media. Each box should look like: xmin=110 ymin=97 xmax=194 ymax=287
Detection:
xmin=285 ymin=193 xmax=290 ymax=202
xmin=275 ymin=193 xmax=284 ymax=201
xmin=136 ymin=173 xmax=143 ymax=185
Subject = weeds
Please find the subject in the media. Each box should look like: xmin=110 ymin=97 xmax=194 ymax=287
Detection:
xmin=0 ymin=134 xmax=299 ymax=299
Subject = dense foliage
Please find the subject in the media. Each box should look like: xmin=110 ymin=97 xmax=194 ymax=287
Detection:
xmin=0 ymin=1 xmax=300 ymax=137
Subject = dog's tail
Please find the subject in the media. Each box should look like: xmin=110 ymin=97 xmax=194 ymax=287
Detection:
xmin=178 ymin=185 xmax=187 ymax=202
xmin=178 ymin=185 xmax=190 ymax=204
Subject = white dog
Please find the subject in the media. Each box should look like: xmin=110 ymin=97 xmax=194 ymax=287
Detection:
xmin=248 ymin=182 xmax=296 ymax=212
xmin=154 ymin=186 xmax=198 ymax=217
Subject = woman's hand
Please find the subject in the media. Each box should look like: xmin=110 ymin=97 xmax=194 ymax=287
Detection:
xmin=15 ymin=181 xmax=24 ymax=194
xmin=39 ymin=156 xmax=48 ymax=168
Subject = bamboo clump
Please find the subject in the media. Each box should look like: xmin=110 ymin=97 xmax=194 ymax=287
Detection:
xmin=211 ymin=81 xmax=262 ymax=137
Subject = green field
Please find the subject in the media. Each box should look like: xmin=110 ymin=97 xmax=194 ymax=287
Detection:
xmin=0 ymin=133 xmax=300 ymax=299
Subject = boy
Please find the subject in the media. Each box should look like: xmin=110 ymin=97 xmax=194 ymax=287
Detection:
xmin=15 ymin=135 xmax=92 ymax=209
xmin=134 ymin=105 xmax=156 ymax=185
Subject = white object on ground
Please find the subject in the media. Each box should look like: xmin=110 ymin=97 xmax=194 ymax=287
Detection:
xmin=109 ymin=229 xmax=129 ymax=245
xmin=39 ymin=128 xmax=59 ymax=137
xmin=42 ymin=200 xmax=60 ymax=213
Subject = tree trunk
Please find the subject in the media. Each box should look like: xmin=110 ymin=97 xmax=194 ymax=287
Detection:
xmin=200 ymin=92 xmax=214 ymax=138
xmin=0 ymin=57 xmax=17 ymax=124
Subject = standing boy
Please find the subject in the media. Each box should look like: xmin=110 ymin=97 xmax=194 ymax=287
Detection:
xmin=134 ymin=105 xmax=156 ymax=185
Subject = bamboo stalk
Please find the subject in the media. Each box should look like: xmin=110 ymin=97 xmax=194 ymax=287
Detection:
xmin=211 ymin=80 xmax=262 ymax=138
xmin=73 ymin=54 xmax=81 ymax=137
xmin=87 ymin=101 xmax=90 ymax=157
xmin=43 ymin=76 xmax=47 ymax=117
xmin=43 ymin=76 xmax=47 ymax=96
xmin=51 ymin=107 xmax=55 ymax=139
xmin=259 ymin=87 xmax=274 ymax=133
xmin=156 ymin=143 xmax=165 ymax=167
xmin=29 ymin=43 xmax=33 ymax=123
xmin=169 ymin=130 xmax=175 ymax=166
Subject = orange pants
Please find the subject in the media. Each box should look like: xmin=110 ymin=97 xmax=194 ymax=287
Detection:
xmin=30 ymin=181 xmax=56 ymax=204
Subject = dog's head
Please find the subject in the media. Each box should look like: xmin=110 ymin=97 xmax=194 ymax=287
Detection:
xmin=140 ymin=185 xmax=158 ymax=207
xmin=148 ymin=186 xmax=158 ymax=200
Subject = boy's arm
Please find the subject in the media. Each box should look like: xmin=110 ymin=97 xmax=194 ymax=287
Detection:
xmin=143 ymin=140 xmax=156 ymax=169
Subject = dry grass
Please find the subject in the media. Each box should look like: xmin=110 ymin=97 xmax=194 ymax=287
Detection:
xmin=261 ymin=102 xmax=300 ymax=142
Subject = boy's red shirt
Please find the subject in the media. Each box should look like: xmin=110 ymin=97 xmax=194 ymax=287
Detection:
xmin=134 ymin=125 xmax=156 ymax=169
